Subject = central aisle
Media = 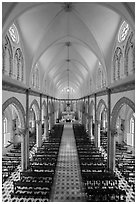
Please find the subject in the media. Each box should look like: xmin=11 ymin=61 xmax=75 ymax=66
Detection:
xmin=51 ymin=123 xmax=85 ymax=202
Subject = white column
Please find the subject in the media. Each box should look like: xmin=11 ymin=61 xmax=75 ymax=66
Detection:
xmin=98 ymin=121 xmax=101 ymax=147
xmin=95 ymin=121 xmax=98 ymax=147
xmin=88 ymin=116 xmax=91 ymax=136
xmin=2 ymin=117 xmax=4 ymax=151
xmin=46 ymin=116 xmax=49 ymax=139
xmin=109 ymin=130 xmax=116 ymax=171
xmin=21 ymin=133 xmax=25 ymax=171
xmin=36 ymin=120 xmax=42 ymax=148
xmin=52 ymin=112 xmax=55 ymax=127
xmin=91 ymin=116 xmax=93 ymax=137
xmin=43 ymin=116 xmax=47 ymax=139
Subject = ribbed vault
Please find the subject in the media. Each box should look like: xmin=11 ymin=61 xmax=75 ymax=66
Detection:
xmin=2 ymin=2 xmax=135 ymax=99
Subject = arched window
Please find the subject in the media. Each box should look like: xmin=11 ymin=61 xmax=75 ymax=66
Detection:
xmin=113 ymin=47 xmax=123 ymax=81
xmin=118 ymin=21 xmax=129 ymax=43
xmin=125 ymin=32 xmax=135 ymax=76
xmin=97 ymin=64 xmax=106 ymax=89
xmin=13 ymin=48 xmax=24 ymax=81
xmin=13 ymin=51 xmax=18 ymax=78
xmin=2 ymin=35 xmax=13 ymax=76
xmin=31 ymin=64 xmax=40 ymax=89
xmin=8 ymin=23 xmax=19 ymax=44
xmin=3 ymin=25 xmax=24 ymax=82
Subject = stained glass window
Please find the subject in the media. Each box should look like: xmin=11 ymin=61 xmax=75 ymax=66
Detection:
xmin=8 ymin=24 xmax=19 ymax=44
xmin=118 ymin=21 xmax=129 ymax=43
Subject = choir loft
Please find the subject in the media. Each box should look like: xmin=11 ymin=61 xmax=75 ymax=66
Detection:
xmin=2 ymin=2 xmax=135 ymax=202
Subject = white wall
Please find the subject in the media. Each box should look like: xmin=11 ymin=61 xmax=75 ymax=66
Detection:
xmin=111 ymin=90 xmax=135 ymax=112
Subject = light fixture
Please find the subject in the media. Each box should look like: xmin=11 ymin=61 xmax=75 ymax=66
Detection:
xmin=66 ymin=41 xmax=71 ymax=100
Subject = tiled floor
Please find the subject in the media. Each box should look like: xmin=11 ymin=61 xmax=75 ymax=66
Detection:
xmin=51 ymin=123 xmax=86 ymax=202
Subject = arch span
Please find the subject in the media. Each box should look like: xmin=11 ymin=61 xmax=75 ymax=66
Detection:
xmin=111 ymin=97 xmax=135 ymax=131
xmin=30 ymin=99 xmax=40 ymax=121
xmin=2 ymin=97 xmax=25 ymax=128
xmin=97 ymin=99 xmax=107 ymax=121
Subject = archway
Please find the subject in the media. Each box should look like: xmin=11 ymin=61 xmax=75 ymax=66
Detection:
xmin=42 ymin=100 xmax=47 ymax=140
xmin=2 ymin=97 xmax=25 ymax=149
xmin=89 ymin=100 xmax=95 ymax=139
xmin=110 ymin=97 xmax=135 ymax=187
xmin=2 ymin=97 xmax=26 ymax=175
xmin=29 ymin=99 xmax=40 ymax=148
xmin=96 ymin=99 xmax=108 ymax=149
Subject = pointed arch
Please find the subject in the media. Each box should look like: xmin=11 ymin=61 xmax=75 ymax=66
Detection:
xmin=97 ymin=99 xmax=107 ymax=121
xmin=111 ymin=97 xmax=135 ymax=131
xmin=2 ymin=97 xmax=25 ymax=128
xmin=30 ymin=99 xmax=40 ymax=121
xmin=124 ymin=31 xmax=135 ymax=76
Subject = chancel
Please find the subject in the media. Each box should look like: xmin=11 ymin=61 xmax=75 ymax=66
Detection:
xmin=2 ymin=2 xmax=135 ymax=202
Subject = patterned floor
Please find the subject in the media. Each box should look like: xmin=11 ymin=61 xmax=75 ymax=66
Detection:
xmin=51 ymin=123 xmax=86 ymax=202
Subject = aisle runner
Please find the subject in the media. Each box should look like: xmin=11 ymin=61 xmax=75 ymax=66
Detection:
xmin=51 ymin=123 xmax=85 ymax=202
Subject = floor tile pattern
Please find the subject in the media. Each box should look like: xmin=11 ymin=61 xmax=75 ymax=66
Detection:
xmin=51 ymin=123 xmax=86 ymax=202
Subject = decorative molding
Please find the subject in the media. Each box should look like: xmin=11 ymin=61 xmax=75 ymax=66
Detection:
xmin=111 ymin=80 xmax=135 ymax=94
xmin=96 ymin=89 xmax=108 ymax=97
xmin=2 ymin=80 xmax=26 ymax=94
xmin=2 ymin=80 xmax=135 ymax=101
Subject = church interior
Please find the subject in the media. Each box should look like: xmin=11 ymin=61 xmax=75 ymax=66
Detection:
xmin=2 ymin=2 xmax=135 ymax=202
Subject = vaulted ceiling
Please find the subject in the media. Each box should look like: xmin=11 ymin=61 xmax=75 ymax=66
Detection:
xmin=2 ymin=2 xmax=135 ymax=99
